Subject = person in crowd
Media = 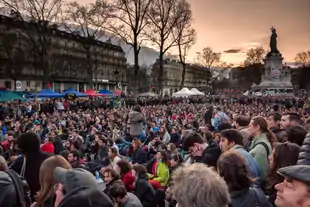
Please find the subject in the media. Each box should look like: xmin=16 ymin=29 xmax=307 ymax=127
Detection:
xmin=268 ymin=142 xmax=300 ymax=206
xmin=297 ymin=132 xmax=310 ymax=165
xmin=217 ymin=151 xmax=272 ymax=207
xmin=41 ymin=136 xmax=55 ymax=154
xmin=286 ymin=125 xmax=307 ymax=147
xmin=132 ymin=164 xmax=156 ymax=207
xmin=167 ymin=143 xmax=178 ymax=158
xmin=169 ymin=127 xmax=181 ymax=147
xmin=53 ymin=167 xmax=113 ymax=207
xmin=213 ymin=107 xmax=230 ymax=131
xmin=248 ymin=116 xmax=274 ymax=187
xmin=109 ymin=182 xmax=143 ymax=207
xmin=280 ymin=112 xmax=301 ymax=129
xmin=31 ymin=155 xmax=72 ymax=207
xmin=10 ymin=132 xmax=51 ymax=201
xmin=108 ymin=147 xmax=121 ymax=171
xmin=267 ymin=112 xmax=282 ymax=131
xmin=233 ymin=115 xmax=250 ymax=147
xmin=169 ymin=153 xmax=183 ymax=173
xmin=94 ymin=137 xmax=109 ymax=165
xmin=67 ymin=150 xmax=86 ymax=169
xmin=129 ymin=105 xmax=145 ymax=138
xmin=148 ymin=150 xmax=170 ymax=190
xmin=172 ymin=163 xmax=230 ymax=207
xmin=103 ymin=168 xmax=124 ymax=198
xmin=131 ymin=138 xmax=148 ymax=164
xmin=159 ymin=126 xmax=171 ymax=145
xmin=275 ymin=165 xmax=310 ymax=207
xmin=219 ymin=129 xmax=260 ymax=181
xmin=271 ymin=128 xmax=287 ymax=143
xmin=116 ymin=159 xmax=135 ymax=192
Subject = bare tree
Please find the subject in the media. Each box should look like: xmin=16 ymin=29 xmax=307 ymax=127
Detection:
xmin=295 ymin=50 xmax=310 ymax=67
xmin=244 ymin=46 xmax=265 ymax=66
xmin=63 ymin=0 xmax=110 ymax=88
xmin=106 ymin=0 xmax=152 ymax=75
xmin=1 ymin=0 xmax=63 ymax=86
xmin=173 ymin=0 xmax=196 ymax=88
xmin=196 ymin=47 xmax=221 ymax=85
xmin=147 ymin=0 xmax=185 ymax=94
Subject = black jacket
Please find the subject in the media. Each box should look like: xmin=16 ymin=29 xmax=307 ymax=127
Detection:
xmin=195 ymin=139 xmax=221 ymax=167
xmin=132 ymin=147 xmax=148 ymax=164
xmin=10 ymin=151 xmax=50 ymax=201
xmin=134 ymin=173 xmax=156 ymax=207
xmin=298 ymin=133 xmax=310 ymax=165
xmin=104 ymin=178 xmax=124 ymax=199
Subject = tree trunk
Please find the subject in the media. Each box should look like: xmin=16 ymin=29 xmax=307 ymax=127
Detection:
xmin=158 ymin=52 xmax=164 ymax=96
xmin=86 ymin=46 xmax=93 ymax=89
xmin=181 ymin=62 xmax=186 ymax=88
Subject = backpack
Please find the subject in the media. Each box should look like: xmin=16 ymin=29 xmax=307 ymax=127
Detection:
xmin=5 ymin=170 xmax=32 ymax=207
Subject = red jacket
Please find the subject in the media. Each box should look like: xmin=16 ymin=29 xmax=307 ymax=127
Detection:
xmin=41 ymin=143 xmax=54 ymax=154
xmin=122 ymin=171 xmax=135 ymax=192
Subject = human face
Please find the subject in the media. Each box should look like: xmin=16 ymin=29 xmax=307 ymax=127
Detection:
xmin=98 ymin=140 xmax=104 ymax=147
xmin=155 ymin=152 xmax=162 ymax=160
xmin=275 ymin=178 xmax=310 ymax=207
xmin=170 ymin=159 xmax=178 ymax=167
xmin=188 ymin=143 xmax=203 ymax=157
xmin=248 ymin=120 xmax=259 ymax=137
xmin=219 ymin=137 xmax=234 ymax=152
xmin=280 ymin=115 xmax=291 ymax=129
xmin=67 ymin=153 xmax=75 ymax=163
xmin=103 ymin=172 xmax=113 ymax=183
xmin=108 ymin=148 xmax=112 ymax=158
xmin=267 ymin=115 xmax=277 ymax=129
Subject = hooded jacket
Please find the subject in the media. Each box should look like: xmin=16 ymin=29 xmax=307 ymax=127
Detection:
xmin=129 ymin=111 xmax=145 ymax=137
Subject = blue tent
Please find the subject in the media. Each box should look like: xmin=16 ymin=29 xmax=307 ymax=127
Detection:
xmin=63 ymin=88 xmax=87 ymax=97
xmin=36 ymin=88 xmax=63 ymax=98
xmin=98 ymin=89 xmax=113 ymax=95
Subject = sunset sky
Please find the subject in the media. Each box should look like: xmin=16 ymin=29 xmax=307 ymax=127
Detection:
xmin=79 ymin=0 xmax=310 ymax=65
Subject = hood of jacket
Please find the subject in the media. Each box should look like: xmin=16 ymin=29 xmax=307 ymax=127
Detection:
xmin=129 ymin=111 xmax=143 ymax=122
xmin=0 ymin=172 xmax=15 ymax=205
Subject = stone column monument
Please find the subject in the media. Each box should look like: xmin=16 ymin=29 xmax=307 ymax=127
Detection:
xmin=251 ymin=27 xmax=293 ymax=94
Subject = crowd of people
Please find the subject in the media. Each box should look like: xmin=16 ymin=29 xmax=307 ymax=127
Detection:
xmin=0 ymin=95 xmax=310 ymax=207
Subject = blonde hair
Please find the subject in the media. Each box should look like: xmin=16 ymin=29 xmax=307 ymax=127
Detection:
xmin=36 ymin=155 xmax=71 ymax=204
xmin=172 ymin=163 xmax=230 ymax=207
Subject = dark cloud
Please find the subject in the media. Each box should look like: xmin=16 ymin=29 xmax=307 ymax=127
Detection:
xmin=223 ymin=48 xmax=243 ymax=54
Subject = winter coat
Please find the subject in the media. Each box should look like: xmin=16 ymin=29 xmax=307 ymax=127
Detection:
xmin=297 ymin=133 xmax=310 ymax=165
xmin=134 ymin=173 xmax=156 ymax=207
xmin=129 ymin=111 xmax=145 ymax=137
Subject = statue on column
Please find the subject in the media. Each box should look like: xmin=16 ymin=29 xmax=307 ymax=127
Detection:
xmin=270 ymin=27 xmax=279 ymax=53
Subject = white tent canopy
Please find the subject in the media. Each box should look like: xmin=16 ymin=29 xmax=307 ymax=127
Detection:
xmin=190 ymin=88 xmax=205 ymax=96
xmin=138 ymin=92 xmax=159 ymax=97
xmin=172 ymin=88 xmax=196 ymax=97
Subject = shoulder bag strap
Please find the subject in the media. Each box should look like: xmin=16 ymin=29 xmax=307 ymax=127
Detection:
xmin=20 ymin=157 xmax=26 ymax=177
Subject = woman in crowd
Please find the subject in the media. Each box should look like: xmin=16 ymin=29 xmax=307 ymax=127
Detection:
xmin=217 ymin=151 xmax=272 ymax=207
xmin=131 ymin=138 xmax=148 ymax=164
xmin=159 ymin=126 xmax=171 ymax=145
xmin=268 ymin=142 xmax=300 ymax=206
xmin=149 ymin=151 xmax=170 ymax=190
xmin=108 ymin=147 xmax=121 ymax=171
xmin=31 ymin=155 xmax=71 ymax=207
xmin=169 ymin=127 xmax=180 ymax=147
xmin=116 ymin=159 xmax=135 ymax=192
xmin=132 ymin=164 xmax=156 ymax=207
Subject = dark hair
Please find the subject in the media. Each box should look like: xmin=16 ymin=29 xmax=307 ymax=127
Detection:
xmin=132 ymin=164 xmax=147 ymax=175
xmin=116 ymin=160 xmax=131 ymax=175
xmin=104 ymin=168 xmax=121 ymax=180
xmin=268 ymin=142 xmax=300 ymax=187
xmin=60 ymin=150 xmax=69 ymax=160
xmin=183 ymin=133 xmax=206 ymax=151
xmin=69 ymin=150 xmax=80 ymax=160
xmin=267 ymin=112 xmax=282 ymax=123
xmin=171 ymin=153 xmax=183 ymax=164
xmin=271 ymin=128 xmax=287 ymax=143
xmin=252 ymin=116 xmax=276 ymax=146
xmin=286 ymin=125 xmax=307 ymax=147
xmin=109 ymin=147 xmax=118 ymax=155
xmin=217 ymin=151 xmax=253 ymax=192
xmin=133 ymin=105 xmax=141 ymax=113
xmin=109 ymin=183 xmax=127 ymax=199
xmin=218 ymin=123 xmax=232 ymax=132
xmin=71 ymin=141 xmax=81 ymax=151
xmin=204 ymin=131 xmax=214 ymax=141
xmin=235 ymin=116 xmax=250 ymax=127
xmin=158 ymin=151 xmax=169 ymax=166
xmin=282 ymin=112 xmax=301 ymax=123
xmin=17 ymin=132 xmax=41 ymax=154
xmin=220 ymin=129 xmax=244 ymax=146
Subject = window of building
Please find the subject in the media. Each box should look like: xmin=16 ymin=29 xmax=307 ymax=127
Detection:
xmin=26 ymin=81 xmax=30 ymax=87
xmin=4 ymin=81 xmax=11 ymax=89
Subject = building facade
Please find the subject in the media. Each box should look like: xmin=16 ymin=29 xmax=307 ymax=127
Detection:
xmin=152 ymin=58 xmax=212 ymax=95
xmin=0 ymin=14 xmax=127 ymax=92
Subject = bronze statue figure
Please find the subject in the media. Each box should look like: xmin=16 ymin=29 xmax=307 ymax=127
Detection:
xmin=270 ymin=27 xmax=278 ymax=53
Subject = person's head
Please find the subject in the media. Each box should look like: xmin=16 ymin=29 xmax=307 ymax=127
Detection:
xmin=103 ymin=168 xmax=121 ymax=184
xmin=68 ymin=150 xmax=80 ymax=163
xmin=219 ymin=129 xmax=244 ymax=152
xmin=36 ymin=156 xmax=71 ymax=204
xmin=267 ymin=112 xmax=282 ymax=129
xmin=275 ymin=165 xmax=310 ymax=207
xmin=98 ymin=138 xmax=107 ymax=148
xmin=234 ymin=115 xmax=250 ymax=129
xmin=183 ymin=133 xmax=207 ymax=157
xmin=108 ymin=147 xmax=118 ymax=159
xmin=17 ymin=132 xmax=41 ymax=155
xmin=155 ymin=150 xmax=169 ymax=166
xmin=249 ymin=116 xmax=276 ymax=145
xmin=131 ymin=138 xmax=142 ymax=151
xmin=167 ymin=143 xmax=177 ymax=153
xmin=169 ymin=154 xmax=183 ymax=168
xmin=132 ymin=164 xmax=147 ymax=178
xmin=280 ymin=112 xmax=301 ymax=129
xmin=217 ymin=151 xmax=253 ymax=192
xmin=271 ymin=128 xmax=288 ymax=143
xmin=269 ymin=142 xmax=300 ymax=186
xmin=286 ymin=125 xmax=307 ymax=147
xmin=70 ymin=141 xmax=80 ymax=151
xmin=133 ymin=105 xmax=141 ymax=113
xmin=217 ymin=123 xmax=232 ymax=132
xmin=109 ymin=183 xmax=128 ymax=204
xmin=116 ymin=160 xmax=131 ymax=175
xmin=172 ymin=163 xmax=230 ymax=207
xmin=60 ymin=150 xmax=69 ymax=161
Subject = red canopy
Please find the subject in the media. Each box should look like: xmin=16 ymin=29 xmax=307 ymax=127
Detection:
xmin=83 ymin=89 xmax=104 ymax=96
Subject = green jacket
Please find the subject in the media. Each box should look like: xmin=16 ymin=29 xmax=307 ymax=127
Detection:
xmin=249 ymin=133 xmax=272 ymax=181
xmin=153 ymin=162 xmax=170 ymax=187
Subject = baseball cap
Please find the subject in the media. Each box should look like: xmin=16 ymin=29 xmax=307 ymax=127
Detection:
xmin=54 ymin=167 xmax=98 ymax=193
